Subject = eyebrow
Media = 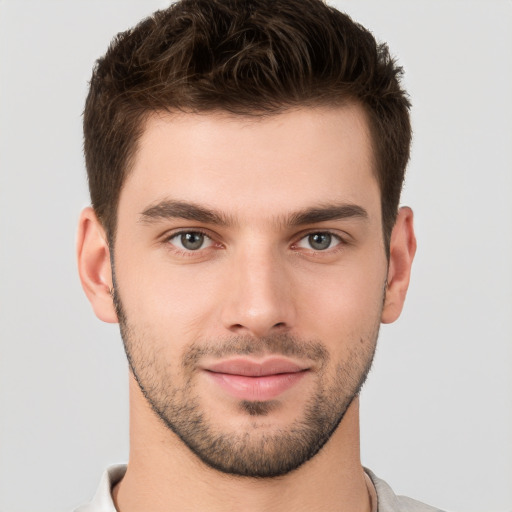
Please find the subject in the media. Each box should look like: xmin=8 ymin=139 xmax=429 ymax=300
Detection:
xmin=288 ymin=204 xmax=368 ymax=226
xmin=139 ymin=200 xmax=368 ymax=227
xmin=140 ymin=200 xmax=234 ymax=226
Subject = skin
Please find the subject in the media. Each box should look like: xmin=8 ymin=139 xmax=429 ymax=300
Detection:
xmin=77 ymin=104 xmax=416 ymax=512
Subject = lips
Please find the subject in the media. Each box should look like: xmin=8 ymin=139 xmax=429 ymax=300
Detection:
xmin=204 ymin=357 xmax=309 ymax=401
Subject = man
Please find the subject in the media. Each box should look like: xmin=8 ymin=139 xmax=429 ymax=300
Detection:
xmin=75 ymin=0 xmax=442 ymax=510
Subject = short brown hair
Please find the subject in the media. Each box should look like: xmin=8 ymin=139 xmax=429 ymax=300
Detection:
xmin=83 ymin=0 xmax=411 ymax=250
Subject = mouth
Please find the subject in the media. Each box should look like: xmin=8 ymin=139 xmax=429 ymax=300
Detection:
xmin=203 ymin=357 xmax=310 ymax=401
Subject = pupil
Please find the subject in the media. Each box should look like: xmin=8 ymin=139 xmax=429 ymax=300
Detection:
xmin=309 ymin=233 xmax=331 ymax=250
xmin=181 ymin=232 xmax=203 ymax=250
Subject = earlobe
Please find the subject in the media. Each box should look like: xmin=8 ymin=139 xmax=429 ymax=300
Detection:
xmin=76 ymin=207 xmax=118 ymax=323
xmin=381 ymin=206 xmax=417 ymax=324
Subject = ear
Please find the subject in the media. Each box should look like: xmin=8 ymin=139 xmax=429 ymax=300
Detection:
xmin=76 ymin=207 xmax=118 ymax=323
xmin=381 ymin=206 xmax=417 ymax=324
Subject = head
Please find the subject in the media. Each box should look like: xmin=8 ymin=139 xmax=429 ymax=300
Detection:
xmin=78 ymin=0 xmax=416 ymax=479
xmin=83 ymin=0 xmax=411 ymax=252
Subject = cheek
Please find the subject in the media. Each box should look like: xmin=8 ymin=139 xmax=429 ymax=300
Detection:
xmin=113 ymin=231 xmax=388 ymax=351
xmin=114 ymin=248 xmax=224 ymax=339
xmin=294 ymin=258 xmax=387 ymax=345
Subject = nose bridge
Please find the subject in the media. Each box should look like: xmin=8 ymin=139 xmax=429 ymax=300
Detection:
xmin=221 ymin=238 xmax=295 ymax=337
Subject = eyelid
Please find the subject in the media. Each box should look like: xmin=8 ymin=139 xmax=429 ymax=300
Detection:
xmin=292 ymin=229 xmax=348 ymax=251
xmin=162 ymin=227 xmax=213 ymax=240
xmin=164 ymin=228 xmax=219 ymax=252
xmin=160 ymin=227 xmax=350 ymax=256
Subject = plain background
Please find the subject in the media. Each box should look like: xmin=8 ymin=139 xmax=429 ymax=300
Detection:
xmin=0 ymin=1 xmax=511 ymax=511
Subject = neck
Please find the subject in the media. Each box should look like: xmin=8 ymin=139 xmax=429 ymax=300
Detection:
xmin=113 ymin=377 xmax=371 ymax=512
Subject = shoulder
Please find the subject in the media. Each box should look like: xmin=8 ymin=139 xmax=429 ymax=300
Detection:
xmin=365 ymin=468 xmax=447 ymax=512
xmin=395 ymin=495 xmax=446 ymax=512
xmin=74 ymin=464 xmax=127 ymax=512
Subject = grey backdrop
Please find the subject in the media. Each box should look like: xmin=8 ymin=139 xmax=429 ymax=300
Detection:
xmin=0 ymin=1 xmax=511 ymax=511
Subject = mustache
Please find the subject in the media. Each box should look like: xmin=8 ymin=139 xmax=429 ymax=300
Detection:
xmin=182 ymin=333 xmax=330 ymax=369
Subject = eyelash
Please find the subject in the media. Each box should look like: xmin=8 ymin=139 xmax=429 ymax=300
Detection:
xmin=292 ymin=231 xmax=346 ymax=253
xmin=163 ymin=229 xmax=348 ymax=257
xmin=164 ymin=229 xmax=219 ymax=257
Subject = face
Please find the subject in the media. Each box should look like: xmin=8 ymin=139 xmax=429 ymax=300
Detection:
xmin=112 ymin=105 xmax=389 ymax=477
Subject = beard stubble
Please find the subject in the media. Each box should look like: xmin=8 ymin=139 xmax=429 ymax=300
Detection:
xmin=113 ymin=286 xmax=379 ymax=478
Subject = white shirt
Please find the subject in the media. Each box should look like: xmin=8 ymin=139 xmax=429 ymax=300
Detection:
xmin=74 ymin=464 xmax=445 ymax=512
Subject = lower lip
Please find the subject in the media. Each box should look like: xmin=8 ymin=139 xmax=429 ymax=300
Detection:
xmin=206 ymin=371 xmax=308 ymax=401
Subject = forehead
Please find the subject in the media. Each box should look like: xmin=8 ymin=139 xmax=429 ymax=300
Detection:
xmin=120 ymin=105 xmax=379 ymax=223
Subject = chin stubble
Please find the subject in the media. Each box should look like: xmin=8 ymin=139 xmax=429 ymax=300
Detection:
xmin=112 ymin=277 xmax=379 ymax=478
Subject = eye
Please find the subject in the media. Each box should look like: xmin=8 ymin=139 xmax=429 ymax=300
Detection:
xmin=296 ymin=232 xmax=341 ymax=251
xmin=168 ymin=231 xmax=213 ymax=251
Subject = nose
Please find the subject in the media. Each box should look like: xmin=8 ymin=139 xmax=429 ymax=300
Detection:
xmin=220 ymin=244 xmax=296 ymax=338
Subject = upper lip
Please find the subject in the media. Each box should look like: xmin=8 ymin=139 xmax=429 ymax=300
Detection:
xmin=205 ymin=357 xmax=308 ymax=377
